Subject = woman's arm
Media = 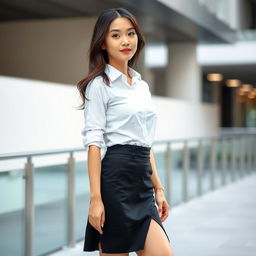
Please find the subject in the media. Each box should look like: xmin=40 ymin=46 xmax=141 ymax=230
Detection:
xmin=87 ymin=145 xmax=102 ymax=201
xmin=149 ymin=148 xmax=164 ymax=192
xmin=87 ymin=145 xmax=105 ymax=234
xmin=81 ymin=79 xmax=107 ymax=234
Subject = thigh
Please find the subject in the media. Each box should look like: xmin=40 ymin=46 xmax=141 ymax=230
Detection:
xmin=135 ymin=219 xmax=174 ymax=256
xmin=98 ymin=241 xmax=129 ymax=256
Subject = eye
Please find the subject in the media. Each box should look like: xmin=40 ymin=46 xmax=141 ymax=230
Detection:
xmin=112 ymin=34 xmax=120 ymax=38
xmin=129 ymin=31 xmax=136 ymax=36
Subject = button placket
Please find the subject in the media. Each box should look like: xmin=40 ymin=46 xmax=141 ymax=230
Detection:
xmin=122 ymin=74 xmax=136 ymax=89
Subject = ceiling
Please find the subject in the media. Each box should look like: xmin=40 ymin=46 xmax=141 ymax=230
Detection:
xmin=0 ymin=0 xmax=236 ymax=43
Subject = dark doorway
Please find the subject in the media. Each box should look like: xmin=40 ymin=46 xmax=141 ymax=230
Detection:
xmin=221 ymin=85 xmax=233 ymax=127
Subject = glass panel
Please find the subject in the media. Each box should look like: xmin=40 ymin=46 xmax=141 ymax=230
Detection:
xmin=202 ymin=142 xmax=211 ymax=193
xmin=188 ymin=144 xmax=197 ymax=200
xmin=215 ymin=139 xmax=223 ymax=188
xmin=34 ymin=155 xmax=67 ymax=256
xmin=153 ymin=145 xmax=167 ymax=191
xmin=171 ymin=143 xmax=183 ymax=206
xmin=236 ymin=136 xmax=242 ymax=178
xmin=75 ymin=155 xmax=89 ymax=243
xmin=226 ymin=138 xmax=233 ymax=183
xmin=245 ymin=136 xmax=250 ymax=174
xmin=0 ymin=167 xmax=25 ymax=256
xmin=234 ymin=138 xmax=240 ymax=179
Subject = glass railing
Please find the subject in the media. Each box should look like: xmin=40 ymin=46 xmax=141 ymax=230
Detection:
xmin=34 ymin=163 xmax=68 ymax=255
xmin=0 ymin=132 xmax=255 ymax=256
xmin=0 ymin=168 xmax=25 ymax=256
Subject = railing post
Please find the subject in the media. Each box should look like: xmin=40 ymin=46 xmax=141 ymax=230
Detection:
xmin=221 ymin=137 xmax=227 ymax=185
xmin=197 ymin=139 xmax=203 ymax=196
xmin=210 ymin=138 xmax=216 ymax=191
xmin=231 ymin=136 xmax=237 ymax=182
xmin=165 ymin=142 xmax=172 ymax=206
xmin=67 ymin=152 xmax=75 ymax=247
xmin=23 ymin=156 xmax=34 ymax=256
xmin=183 ymin=140 xmax=189 ymax=202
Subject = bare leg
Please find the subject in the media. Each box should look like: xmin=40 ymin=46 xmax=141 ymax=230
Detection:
xmin=135 ymin=219 xmax=174 ymax=256
xmin=98 ymin=241 xmax=129 ymax=256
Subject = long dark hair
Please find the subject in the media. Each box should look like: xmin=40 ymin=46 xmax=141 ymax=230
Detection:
xmin=76 ymin=7 xmax=145 ymax=110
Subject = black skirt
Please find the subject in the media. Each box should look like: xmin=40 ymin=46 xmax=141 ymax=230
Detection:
xmin=83 ymin=144 xmax=170 ymax=254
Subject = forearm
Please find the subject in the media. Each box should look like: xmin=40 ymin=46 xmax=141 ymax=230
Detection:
xmin=87 ymin=145 xmax=102 ymax=201
xmin=149 ymin=148 xmax=164 ymax=191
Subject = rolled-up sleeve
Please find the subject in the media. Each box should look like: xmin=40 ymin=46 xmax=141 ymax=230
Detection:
xmin=81 ymin=79 xmax=107 ymax=150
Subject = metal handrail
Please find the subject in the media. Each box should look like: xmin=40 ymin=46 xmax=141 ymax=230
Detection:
xmin=0 ymin=135 xmax=237 ymax=161
xmin=0 ymin=132 xmax=255 ymax=256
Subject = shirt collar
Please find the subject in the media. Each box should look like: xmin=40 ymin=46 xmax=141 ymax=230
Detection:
xmin=104 ymin=63 xmax=142 ymax=83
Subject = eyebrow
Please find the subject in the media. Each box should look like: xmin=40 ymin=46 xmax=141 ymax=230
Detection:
xmin=109 ymin=27 xmax=135 ymax=33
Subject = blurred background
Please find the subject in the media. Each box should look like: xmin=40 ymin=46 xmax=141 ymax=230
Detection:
xmin=0 ymin=0 xmax=256 ymax=256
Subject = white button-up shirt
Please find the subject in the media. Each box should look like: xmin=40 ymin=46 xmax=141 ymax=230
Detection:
xmin=81 ymin=63 xmax=158 ymax=150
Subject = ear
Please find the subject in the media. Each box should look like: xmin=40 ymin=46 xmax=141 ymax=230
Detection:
xmin=101 ymin=43 xmax=106 ymax=50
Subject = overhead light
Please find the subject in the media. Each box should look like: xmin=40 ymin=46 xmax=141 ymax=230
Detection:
xmin=226 ymin=79 xmax=241 ymax=87
xmin=206 ymin=73 xmax=223 ymax=82
xmin=241 ymin=84 xmax=253 ymax=92
xmin=248 ymin=92 xmax=255 ymax=99
xmin=248 ymin=89 xmax=256 ymax=99
xmin=238 ymin=88 xmax=245 ymax=96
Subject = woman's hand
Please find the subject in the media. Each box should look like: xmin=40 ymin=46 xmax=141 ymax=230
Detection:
xmin=155 ymin=190 xmax=169 ymax=222
xmin=88 ymin=197 xmax=105 ymax=234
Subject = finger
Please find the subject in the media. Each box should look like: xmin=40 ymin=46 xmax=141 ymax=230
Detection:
xmin=91 ymin=216 xmax=102 ymax=234
xmin=97 ymin=218 xmax=103 ymax=234
xmin=158 ymin=203 xmax=163 ymax=216
xmin=160 ymin=204 xmax=167 ymax=219
xmin=90 ymin=217 xmax=96 ymax=230
xmin=162 ymin=204 xmax=169 ymax=221
xmin=161 ymin=211 xmax=169 ymax=222
xmin=89 ymin=216 xmax=94 ymax=228
xmin=101 ymin=211 xmax=105 ymax=229
xmin=163 ymin=204 xmax=168 ymax=214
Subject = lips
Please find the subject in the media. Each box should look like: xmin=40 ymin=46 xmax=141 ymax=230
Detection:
xmin=120 ymin=48 xmax=131 ymax=53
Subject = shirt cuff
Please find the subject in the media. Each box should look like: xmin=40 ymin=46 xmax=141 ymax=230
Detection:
xmin=82 ymin=129 xmax=105 ymax=149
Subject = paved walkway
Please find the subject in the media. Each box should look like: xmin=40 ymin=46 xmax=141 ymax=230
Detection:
xmin=50 ymin=172 xmax=256 ymax=256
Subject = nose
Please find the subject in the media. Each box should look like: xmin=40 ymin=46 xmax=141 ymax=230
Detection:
xmin=122 ymin=35 xmax=130 ymax=45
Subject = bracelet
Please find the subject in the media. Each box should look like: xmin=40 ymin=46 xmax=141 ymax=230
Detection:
xmin=154 ymin=187 xmax=165 ymax=192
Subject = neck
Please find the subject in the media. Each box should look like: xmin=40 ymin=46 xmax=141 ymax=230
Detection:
xmin=108 ymin=61 xmax=130 ymax=78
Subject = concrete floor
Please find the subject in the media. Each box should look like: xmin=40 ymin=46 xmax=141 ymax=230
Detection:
xmin=50 ymin=172 xmax=256 ymax=256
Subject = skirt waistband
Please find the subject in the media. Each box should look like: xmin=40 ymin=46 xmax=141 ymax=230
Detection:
xmin=106 ymin=144 xmax=151 ymax=154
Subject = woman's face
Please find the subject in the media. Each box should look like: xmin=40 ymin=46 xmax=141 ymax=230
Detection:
xmin=101 ymin=17 xmax=138 ymax=65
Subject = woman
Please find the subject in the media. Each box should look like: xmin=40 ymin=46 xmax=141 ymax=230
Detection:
xmin=77 ymin=7 xmax=174 ymax=256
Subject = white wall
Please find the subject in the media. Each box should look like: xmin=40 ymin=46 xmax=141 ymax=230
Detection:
xmin=0 ymin=76 xmax=219 ymax=171
xmin=154 ymin=96 xmax=219 ymax=141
